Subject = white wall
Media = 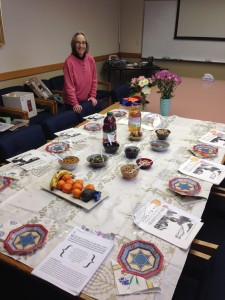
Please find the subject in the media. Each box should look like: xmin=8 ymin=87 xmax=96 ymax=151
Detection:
xmin=0 ymin=0 xmax=120 ymax=73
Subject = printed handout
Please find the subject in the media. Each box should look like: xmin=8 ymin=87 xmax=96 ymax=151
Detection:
xmin=133 ymin=194 xmax=203 ymax=250
xmin=178 ymin=156 xmax=225 ymax=185
xmin=32 ymin=226 xmax=114 ymax=296
xmin=199 ymin=129 xmax=225 ymax=149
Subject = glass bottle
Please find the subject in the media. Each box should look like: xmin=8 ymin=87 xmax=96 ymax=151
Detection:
xmin=103 ymin=111 xmax=117 ymax=144
xmin=128 ymin=105 xmax=141 ymax=132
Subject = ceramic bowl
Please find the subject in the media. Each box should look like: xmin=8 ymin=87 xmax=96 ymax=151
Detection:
xmin=124 ymin=146 xmax=140 ymax=159
xmin=136 ymin=158 xmax=153 ymax=169
xmin=103 ymin=142 xmax=120 ymax=154
xmin=58 ymin=156 xmax=79 ymax=171
xmin=150 ymin=140 xmax=170 ymax=152
xmin=120 ymin=163 xmax=139 ymax=180
xmin=155 ymin=128 xmax=171 ymax=140
xmin=87 ymin=154 xmax=108 ymax=168
xmin=129 ymin=131 xmax=143 ymax=141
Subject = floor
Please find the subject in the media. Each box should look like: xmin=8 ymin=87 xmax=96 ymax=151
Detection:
xmin=146 ymin=77 xmax=225 ymax=124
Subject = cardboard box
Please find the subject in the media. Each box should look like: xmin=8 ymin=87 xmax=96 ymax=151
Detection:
xmin=25 ymin=77 xmax=52 ymax=99
xmin=2 ymin=92 xmax=37 ymax=118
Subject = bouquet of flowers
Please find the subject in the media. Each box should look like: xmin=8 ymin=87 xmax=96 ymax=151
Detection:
xmin=151 ymin=70 xmax=181 ymax=99
xmin=130 ymin=76 xmax=153 ymax=110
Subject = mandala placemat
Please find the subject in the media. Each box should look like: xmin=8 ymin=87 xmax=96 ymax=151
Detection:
xmin=84 ymin=122 xmax=101 ymax=131
xmin=117 ymin=240 xmax=164 ymax=278
xmin=4 ymin=224 xmax=48 ymax=255
xmin=45 ymin=142 xmax=70 ymax=153
xmin=169 ymin=177 xmax=201 ymax=196
xmin=192 ymin=144 xmax=218 ymax=158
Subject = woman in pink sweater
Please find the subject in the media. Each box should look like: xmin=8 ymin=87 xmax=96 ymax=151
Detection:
xmin=63 ymin=32 xmax=102 ymax=121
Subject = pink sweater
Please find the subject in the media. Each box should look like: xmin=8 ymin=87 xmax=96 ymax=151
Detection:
xmin=63 ymin=53 xmax=97 ymax=106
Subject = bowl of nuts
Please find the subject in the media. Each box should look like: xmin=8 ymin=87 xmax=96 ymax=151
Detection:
xmin=87 ymin=154 xmax=108 ymax=168
xmin=120 ymin=163 xmax=140 ymax=180
xmin=136 ymin=158 xmax=153 ymax=169
xmin=59 ymin=156 xmax=79 ymax=171
xmin=155 ymin=128 xmax=171 ymax=140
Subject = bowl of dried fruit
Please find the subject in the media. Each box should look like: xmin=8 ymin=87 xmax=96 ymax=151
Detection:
xmin=120 ymin=163 xmax=140 ymax=179
xmin=155 ymin=128 xmax=171 ymax=140
xmin=150 ymin=140 xmax=170 ymax=152
xmin=87 ymin=154 xmax=108 ymax=168
xmin=59 ymin=156 xmax=79 ymax=171
xmin=124 ymin=146 xmax=140 ymax=159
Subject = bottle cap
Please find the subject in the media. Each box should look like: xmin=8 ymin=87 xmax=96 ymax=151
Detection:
xmin=107 ymin=111 xmax=113 ymax=116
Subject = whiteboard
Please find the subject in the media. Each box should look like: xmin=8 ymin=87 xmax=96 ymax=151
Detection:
xmin=142 ymin=0 xmax=225 ymax=63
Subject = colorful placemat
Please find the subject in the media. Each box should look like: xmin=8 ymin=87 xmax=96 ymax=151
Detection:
xmin=117 ymin=240 xmax=164 ymax=278
xmin=169 ymin=177 xmax=201 ymax=196
xmin=4 ymin=224 xmax=48 ymax=255
xmin=84 ymin=122 xmax=101 ymax=131
xmin=0 ymin=176 xmax=11 ymax=191
xmin=45 ymin=141 xmax=70 ymax=153
xmin=192 ymin=144 xmax=218 ymax=158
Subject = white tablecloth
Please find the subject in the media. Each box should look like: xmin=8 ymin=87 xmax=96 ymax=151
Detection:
xmin=0 ymin=113 xmax=225 ymax=300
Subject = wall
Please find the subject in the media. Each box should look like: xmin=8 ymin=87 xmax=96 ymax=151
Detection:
xmin=0 ymin=0 xmax=120 ymax=86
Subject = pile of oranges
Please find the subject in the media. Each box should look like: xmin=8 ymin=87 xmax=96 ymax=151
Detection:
xmin=56 ymin=173 xmax=95 ymax=199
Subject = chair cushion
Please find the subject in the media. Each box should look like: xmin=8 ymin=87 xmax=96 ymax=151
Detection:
xmin=41 ymin=110 xmax=79 ymax=140
xmin=0 ymin=124 xmax=46 ymax=163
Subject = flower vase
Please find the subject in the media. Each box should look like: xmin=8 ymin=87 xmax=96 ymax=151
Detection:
xmin=141 ymin=94 xmax=146 ymax=111
xmin=160 ymin=98 xmax=171 ymax=116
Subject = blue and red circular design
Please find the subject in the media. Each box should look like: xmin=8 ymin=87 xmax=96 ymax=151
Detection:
xmin=0 ymin=176 xmax=11 ymax=191
xmin=193 ymin=144 xmax=218 ymax=157
xmin=117 ymin=240 xmax=164 ymax=278
xmin=4 ymin=224 xmax=48 ymax=255
xmin=169 ymin=177 xmax=201 ymax=196
xmin=45 ymin=141 xmax=70 ymax=153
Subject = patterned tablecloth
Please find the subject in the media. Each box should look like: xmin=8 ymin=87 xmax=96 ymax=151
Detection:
xmin=0 ymin=111 xmax=225 ymax=300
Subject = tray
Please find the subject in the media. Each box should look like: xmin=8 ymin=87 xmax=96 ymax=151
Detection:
xmin=117 ymin=240 xmax=164 ymax=278
xmin=192 ymin=144 xmax=218 ymax=158
xmin=45 ymin=141 xmax=70 ymax=153
xmin=169 ymin=177 xmax=201 ymax=196
xmin=83 ymin=122 xmax=101 ymax=131
xmin=41 ymin=182 xmax=108 ymax=211
xmin=4 ymin=224 xmax=48 ymax=255
xmin=0 ymin=176 xmax=11 ymax=191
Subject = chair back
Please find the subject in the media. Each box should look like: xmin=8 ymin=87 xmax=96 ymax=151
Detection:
xmin=111 ymin=83 xmax=131 ymax=103
xmin=41 ymin=110 xmax=79 ymax=140
xmin=0 ymin=124 xmax=47 ymax=163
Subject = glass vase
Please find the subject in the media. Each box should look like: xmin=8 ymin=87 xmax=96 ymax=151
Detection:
xmin=160 ymin=98 xmax=171 ymax=116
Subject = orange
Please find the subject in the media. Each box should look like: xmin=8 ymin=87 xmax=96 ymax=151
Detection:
xmin=72 ymin=188 xmax=82 ymax=199
xmin=74 ymin=179 xmax=84 ymax=189
xmin=57 ymin=179 xmax=66 ymax=190
xmin=62 ymin=183 xmax=73 ymax=194
xmin=66 ymin=178 xmax=75 ymax=185
xmin=61 ymin=174 xmax=72 ymax=182
xmin=84 ymin=184 xmax=95 ymax=190
xmin=72 ymin=182 xmax=83 ymax=191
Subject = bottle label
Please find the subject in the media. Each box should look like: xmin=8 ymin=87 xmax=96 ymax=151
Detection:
xmin=103 ymin=131 xmax=117 ymax=143
xmin=128 ymin=116 xmax=141 ymax=130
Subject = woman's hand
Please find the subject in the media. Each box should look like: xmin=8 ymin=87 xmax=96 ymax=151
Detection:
xmin=88 ymin=97 xmax=97 ymax=106
xmin=73 ymin=104 xmax=82 ymax=113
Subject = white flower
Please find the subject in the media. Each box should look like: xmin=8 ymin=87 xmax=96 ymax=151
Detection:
xmin=142 ymin=86 xmax=151 ymax=95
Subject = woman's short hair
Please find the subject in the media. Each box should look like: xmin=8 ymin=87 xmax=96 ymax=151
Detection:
xmin=71 ymin=32 xmax=89 ymax=56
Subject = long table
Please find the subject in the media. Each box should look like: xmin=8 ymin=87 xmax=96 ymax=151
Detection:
xmin=0 ymin=102 xmax=225 ymax=299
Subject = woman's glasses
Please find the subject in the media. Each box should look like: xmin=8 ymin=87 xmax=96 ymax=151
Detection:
xmin=75 ymin=41 xmax=87 ymax=45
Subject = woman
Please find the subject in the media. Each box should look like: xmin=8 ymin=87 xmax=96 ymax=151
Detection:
xmin=63 ymin=32 xmax=102 ymax=121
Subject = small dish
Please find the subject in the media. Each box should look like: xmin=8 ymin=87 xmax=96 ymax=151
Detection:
xmin=87 ymin=154 xmax=108 ymax=168
xmin=120 ymin=163 xmax=139 ymax=179
xmin=136 ymin=158 xmax=153 ymax=169
xmin=168 ymin=177 xmax=201 ymax=196
xmin=150 ymin=140 xmax=170 ymax=152
xmin=129 ymin=131 xmax=143 ymax=141
xmin=155 ymin=128 xmax=171 ymax=140
xmin=46 ymin=141 xmax=70 ymax=153
xmin=84 ymin=123 xmax=101 ymax=131
xmin=124 ymin=146 xmax=140 ymax=159
xmin=59 ymin=156 xmax=79 ymax=171
xmin=103 ymin=142 xmax=120 ymax=154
